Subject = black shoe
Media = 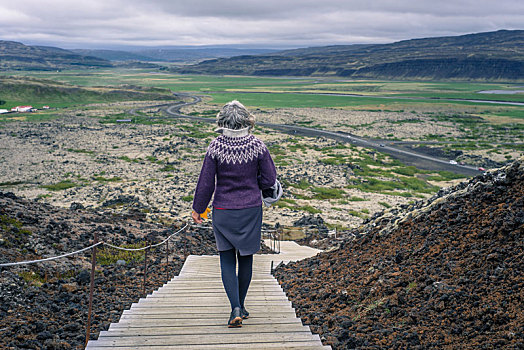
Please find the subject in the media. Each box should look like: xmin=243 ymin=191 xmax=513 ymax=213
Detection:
xmin=241 ymin=306 xmax=249 ymax=319
xmin=228 ymin=307 xmax=243 ymax=328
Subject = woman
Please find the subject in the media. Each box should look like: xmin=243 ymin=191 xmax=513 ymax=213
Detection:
xmin=192 ymin=100 xmax=277 ymax=328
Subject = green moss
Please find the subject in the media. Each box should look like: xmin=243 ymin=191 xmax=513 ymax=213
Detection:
xmin=0 ymin=180 xmax=27 ymax=187
xmin=311 ymin=186 xmax=346 ymax=200
xmin=0 ymin=215 xmax=23 ymax=229
xmin=181 ymin=195 xmax=193 ymax=202
xmin=320 ymin=156 xmax=346 ymax=165
xmin=268 ymin=144 xmax=286 ymax=156
xmin=378 ymin=201 xmax=392 ymax=208
xmin=93 ymin=176 xmax=122 ymax=182
xmin=40 ymin=180 xmax=77 ymax=191
xmin=291 ymin=192 xmax=312 ymax=200
xmin=97 ymin=242 xmax=147 ymax=266
xmin=274 ymin=155 xmax=291 ymax=166
xmin=347 ymin=176 xmax=439 ymax=195
xmin=406 ymin=281 xmax=417 ymax=292
xmin=297 ymin=205 xmax=322 ymax=214
xmin=275 ymin=201 xmax=293 ymax=209
xmin=146 ymin=155 xmax=161 ymax=163
xmin=160 ymin=164 xmax=176 ymax=172
xmin=426 ymin=171 xmax=467 ymax=181
xmin=288 ymin=143 xmax=307 ymax=152
xmin=392 ymin=166 xmax=420 ymax=176
xmin=287 ymin=179 xmax=311 ymax=190
xmin=67 ymin=148 xmax=95 ymax=155
xmin=348 ymin=210 xmax=368 ymax=219
xmin=325 ymin=223 xmax=348 ymax=231
xmin=279 ymin=198 xmax=297 ymax=205
xmin=119 ymin=155 xmax=140 ymax=163
xmin=18 ymin=271 xmax=45 ymax=287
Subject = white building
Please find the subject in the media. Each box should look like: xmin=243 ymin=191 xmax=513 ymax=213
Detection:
xmin=0 ymin=109 xmax=9 ymax=114
xmin=11 ymin=106 xmax=34 ymax=113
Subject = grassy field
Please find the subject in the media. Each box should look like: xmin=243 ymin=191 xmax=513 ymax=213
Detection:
xmin=2 ymin=69 xmax=523 ymax=116
xmin=0 ymin=75 xmax=174 ymax=109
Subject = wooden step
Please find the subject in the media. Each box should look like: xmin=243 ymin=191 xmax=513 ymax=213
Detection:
xmin=110 ymin=317 xmax=303 ymax=328
xmin=99 ymin=324 xmax=313 ymax=336
xmin=87 ymin=342 xmax=331 ymax=349
xmin=85 ymin=331 xmax=321 ymax=347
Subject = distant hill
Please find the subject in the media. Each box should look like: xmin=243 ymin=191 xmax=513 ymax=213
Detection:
xmin=174 ymin=30 xmax=524 ymax=80
xmin=0 ymin=75 xmax=174 ymax=107
xmin=73 ymin=47 xmax=277 ymax=63
xmin=72 ymin=49 xmax=156 ymax=62
xmin=0 ymin=41 xmax=112 ymax=71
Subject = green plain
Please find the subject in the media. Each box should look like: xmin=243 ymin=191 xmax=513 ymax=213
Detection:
xmin=1 ymin=69 xmax=522 ymax=120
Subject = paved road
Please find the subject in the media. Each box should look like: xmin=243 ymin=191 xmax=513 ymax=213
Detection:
xmin=155 ymin=93 xmax=481 ymax=176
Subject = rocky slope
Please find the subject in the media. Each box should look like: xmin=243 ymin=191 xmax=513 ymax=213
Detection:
xmin=275 ymin=159 xmax=524 ymax=349
xmin=0 ymin=191 xmax=272 ymax=349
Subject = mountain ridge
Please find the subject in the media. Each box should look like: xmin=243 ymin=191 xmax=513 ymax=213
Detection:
xmin=72 ymin=47 xmax=277 ymax=62
xmin=0 ymin=40 xmax=112 ymax=71
xmin=175 ymin=30 xmax=524 ymax=80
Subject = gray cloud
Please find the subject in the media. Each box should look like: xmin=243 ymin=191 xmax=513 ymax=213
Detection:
xmin=0 ymin=0 xmax=522 ymax=48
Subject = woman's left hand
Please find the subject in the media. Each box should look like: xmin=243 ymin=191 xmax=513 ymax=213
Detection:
xmin=192 ymin=210 xmax=203 ymax=224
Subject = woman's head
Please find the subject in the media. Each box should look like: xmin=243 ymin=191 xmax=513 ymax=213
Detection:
xmin=216 ymin=100 xmax=255 ymax=131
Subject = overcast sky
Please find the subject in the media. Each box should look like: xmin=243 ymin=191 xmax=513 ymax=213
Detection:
xmin=0 ymin=0 xmax=522 ymax=49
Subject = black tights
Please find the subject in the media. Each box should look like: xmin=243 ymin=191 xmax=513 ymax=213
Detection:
xmin=219 ymin=249 xmax=253 ymax=310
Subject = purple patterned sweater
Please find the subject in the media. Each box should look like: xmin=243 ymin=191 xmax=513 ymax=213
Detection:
xmin=192 ymin=133 xmax=277 ymax=214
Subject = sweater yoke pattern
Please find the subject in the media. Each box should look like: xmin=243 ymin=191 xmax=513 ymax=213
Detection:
xmin=207 ymin=134 xmax=266 ymax=165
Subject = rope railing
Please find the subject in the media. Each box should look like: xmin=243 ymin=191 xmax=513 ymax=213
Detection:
xmin=0 ymin=221 xmax=189 ymax=347
xmin=0 ymin=224 xmax=188 ymax=265
xmin=0 ymin=242 xmax=104 ymax=267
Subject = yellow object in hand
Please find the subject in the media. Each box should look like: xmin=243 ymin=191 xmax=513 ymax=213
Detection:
xmin=200 ymin=207 xmax=211 ymax=219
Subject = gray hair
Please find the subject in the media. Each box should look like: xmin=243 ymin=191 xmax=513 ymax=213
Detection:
xmin=216 ymin=100 xmax=255 ymax=130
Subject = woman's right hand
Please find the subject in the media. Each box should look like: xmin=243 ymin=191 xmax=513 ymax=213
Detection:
xmin=192 ymin=210 xmax=203 ymax=224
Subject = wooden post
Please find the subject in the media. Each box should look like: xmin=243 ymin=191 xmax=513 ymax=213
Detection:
xmin=165 ymin=240 xmax=169 ymax=283
xmin=85 ymin=231 xmax=98 ymax=347
xmin=143 ymin=242 xmax=149 ymax=297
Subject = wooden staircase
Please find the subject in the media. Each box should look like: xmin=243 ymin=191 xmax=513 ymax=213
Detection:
xmin=86 ymin=241 xmax=330 ymax=349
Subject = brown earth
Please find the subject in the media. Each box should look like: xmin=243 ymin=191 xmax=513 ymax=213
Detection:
xmin=275 ymin=159 xmax=524 ymax=349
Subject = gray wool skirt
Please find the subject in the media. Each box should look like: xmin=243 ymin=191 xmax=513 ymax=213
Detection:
xmin=212 ymin=206 xmax=262 ymax=256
